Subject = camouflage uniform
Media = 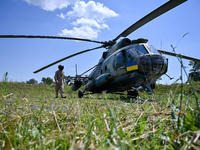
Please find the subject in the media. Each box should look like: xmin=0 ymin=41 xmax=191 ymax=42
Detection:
xmin=54 ymin=70 xmax=65 ymax=98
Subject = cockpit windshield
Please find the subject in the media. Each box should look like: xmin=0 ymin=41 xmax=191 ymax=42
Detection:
xmin=145 ymin=44 xmax=160 ymax=54
xmin=135 ymin=45 xmax=149 ymax=55
xmin=126 ymin=45 xmax=149 ymax=61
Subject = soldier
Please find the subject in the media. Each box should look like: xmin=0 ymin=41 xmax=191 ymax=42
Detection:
xmin=54 ymin=65 xmax=66 ymax=98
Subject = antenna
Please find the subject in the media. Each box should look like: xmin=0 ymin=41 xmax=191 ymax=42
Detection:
xmin=75 ymin=64 xmax=77 ymax=76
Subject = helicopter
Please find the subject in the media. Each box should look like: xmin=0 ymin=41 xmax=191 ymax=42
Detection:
xmin=1 ymin=0 xmax=200 ymax=98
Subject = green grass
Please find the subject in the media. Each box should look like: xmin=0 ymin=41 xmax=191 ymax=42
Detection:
xmin=0 ymin=81 xmax=200 ymax=149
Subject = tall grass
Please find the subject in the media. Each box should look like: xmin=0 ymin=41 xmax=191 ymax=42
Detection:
xmin=0 ymin=73 xmax=200 ymax=149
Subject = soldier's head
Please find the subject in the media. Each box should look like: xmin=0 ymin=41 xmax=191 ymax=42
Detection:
xmin=58 ymin=65 xmax=64 ymax=70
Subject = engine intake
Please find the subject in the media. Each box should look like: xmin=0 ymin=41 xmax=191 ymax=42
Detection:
xmin=71 ymin=80 xmax=82 ymax=91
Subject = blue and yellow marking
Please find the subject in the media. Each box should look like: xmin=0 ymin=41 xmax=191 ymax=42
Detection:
xmin=107 ymin=62 xmax=111 ymax=67
xmin=126 ymin=61 xmax=138 ymax=71
xmin=95 ymin=78 xmax=107 ymax=87
xmin=113 ymin=43 xmax=118 ymax=50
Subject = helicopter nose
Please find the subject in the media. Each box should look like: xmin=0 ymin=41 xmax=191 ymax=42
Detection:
xmin=138 ymin=54 xmax=167 ymax=74
xmin=138 ymin=55 xmax=151 ymax=73
xmin=151 ymin=55 xmax=165 ymax=74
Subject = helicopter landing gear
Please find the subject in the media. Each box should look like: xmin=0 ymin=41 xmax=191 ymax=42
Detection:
xmin=127 ymin=90 xmax=138 ymax=98
xmin=78 ymin=90 xmax=84 ymax=98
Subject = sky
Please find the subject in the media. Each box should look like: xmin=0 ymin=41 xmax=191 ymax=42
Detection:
xmin=0 ymin=0 xmax=200 ymax=84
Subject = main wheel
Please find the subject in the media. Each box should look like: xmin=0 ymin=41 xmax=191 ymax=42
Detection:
xmin=150 ymin=83 xmax=155 ymax=89
xmin=127 ymin=90 xmax=138 ymax=98
xmin=78 ymin=90 xmax=84 ymax=98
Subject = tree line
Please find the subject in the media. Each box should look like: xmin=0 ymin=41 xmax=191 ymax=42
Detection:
xmin=26 ymin=76 xmax=71 ymax=85
xmin=26 ymin=77 xmax=54 ymax=85
xmin=188 ymin=61 xmax=200 ymax=81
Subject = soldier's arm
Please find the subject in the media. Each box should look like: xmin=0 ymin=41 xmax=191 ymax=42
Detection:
xmin=54 ymin=71 xmax=59 ymax=84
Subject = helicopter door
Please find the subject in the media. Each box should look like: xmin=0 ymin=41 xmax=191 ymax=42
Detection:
xmin=115 ymin=51 xmax=126 ymax=76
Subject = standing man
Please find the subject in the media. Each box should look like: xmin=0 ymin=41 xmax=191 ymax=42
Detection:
xmin=54 ymin=65 xmax=66 ymax=98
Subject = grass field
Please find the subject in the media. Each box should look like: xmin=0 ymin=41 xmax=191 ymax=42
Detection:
xmin=0 ymin=79 xmax=200 ymax=149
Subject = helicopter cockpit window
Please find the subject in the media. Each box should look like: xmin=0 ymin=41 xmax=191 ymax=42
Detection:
xmin=135 ymin=45 xmax=149 ymax=55
xmin=145 ymin=44 xmax=160 ymax=54
xmin=115 ymin=52 xmax=124 ymax=67
xmin=126 ymin=47 xmax=138 ymax=62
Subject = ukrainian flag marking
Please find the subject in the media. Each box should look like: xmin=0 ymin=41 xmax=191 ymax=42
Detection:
xmin=126 ymin=61 xmax=138 ymax=71
xmin=113 ymin=44 xmax=118 ymax=50
xmin=107 ymin=62 xmax=111 ymax=67
xmin=95 ymin=78 xmax=107 ymax=87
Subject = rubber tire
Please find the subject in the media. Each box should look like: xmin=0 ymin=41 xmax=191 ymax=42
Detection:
xmin=78 ymin=90 xmax=84 ymax=98
xmin=127 ymin=90 xmax=138 ymax=98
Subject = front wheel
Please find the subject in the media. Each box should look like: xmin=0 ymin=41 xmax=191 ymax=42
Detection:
xmin=78 ymin=90 xmax=84 ymax=98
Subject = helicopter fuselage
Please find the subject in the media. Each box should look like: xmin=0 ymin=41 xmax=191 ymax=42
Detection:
xmin=84 ymin=38 xmax=168 ymax=94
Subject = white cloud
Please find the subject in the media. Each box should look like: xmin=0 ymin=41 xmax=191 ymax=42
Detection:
xmin=57 ymin=13 xmax=66 ymax=19
xmin=23 ymin=0 xmax=79 ymax=11
xmin=23 ymin=0 xmax=118 ymax=39
xmin=67 ymin=1 xmax=118 ymax=21
xmin=59 ymin=1 xmax=118 ymax=39
xmin=59 ymin=26 xmax=100 ymax=39
xmin=72 ymin=18 xmax=109 ymax=29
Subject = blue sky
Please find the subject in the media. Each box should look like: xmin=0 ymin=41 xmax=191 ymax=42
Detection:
xmin=0 ymin=0 xmax=199 ymax=84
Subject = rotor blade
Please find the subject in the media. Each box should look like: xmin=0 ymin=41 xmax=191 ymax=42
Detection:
xmin=0 ymin=35 xmax=103 ymax=44
xmin=113 ymin=0 xmax=187 ymax=42
xmin=80 ymin=64 xmax=99 ymax=76
xmin=33 ymin=45 xmax=104 ymax=73
xmin=158 ymin=50 xmax=200 ymax=63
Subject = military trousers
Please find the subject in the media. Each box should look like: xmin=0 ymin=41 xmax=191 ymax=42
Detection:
xmin=55 ymin=83 xmax=65 ymax=97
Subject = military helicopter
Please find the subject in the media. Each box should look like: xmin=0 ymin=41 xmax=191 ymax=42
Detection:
xmin=1 ymin=0 xmax=200 ymax=98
